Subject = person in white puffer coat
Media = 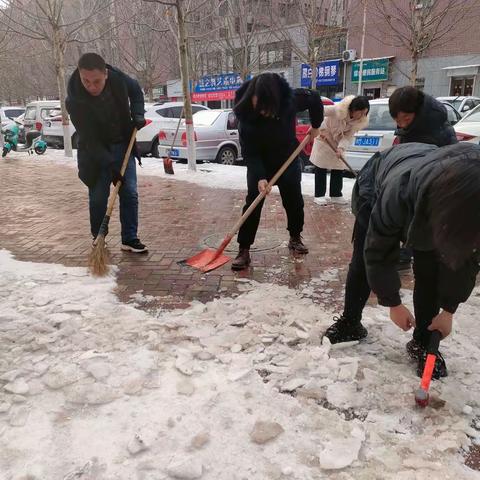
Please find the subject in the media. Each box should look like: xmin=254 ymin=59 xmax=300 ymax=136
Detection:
xmin=309 ymin=95 xmax=370 ymax=205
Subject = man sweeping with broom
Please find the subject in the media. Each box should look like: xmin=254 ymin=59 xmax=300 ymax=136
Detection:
xmin=66 ymin=53 xmax=148 ymax=260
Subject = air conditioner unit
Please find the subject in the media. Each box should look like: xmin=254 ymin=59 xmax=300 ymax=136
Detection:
xmin=342 ymin=49 xmax=357 ymax=62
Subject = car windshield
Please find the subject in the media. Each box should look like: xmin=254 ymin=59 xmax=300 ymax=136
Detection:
xmin=193 ymin=110 xmax=221 ymax=126
xmin=363 ymin=103 xmax=396 ymax=131
xmin=5 ymin=109 xmax=25 ymax=119
xmin=461 ymin=105 xmax=480 ymax=122
xmin=24 ymin=107 xmax=37 ymax=120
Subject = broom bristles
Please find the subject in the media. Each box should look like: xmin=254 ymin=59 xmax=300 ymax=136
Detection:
xmin=88 ymin=235 xmax=110 ymax=277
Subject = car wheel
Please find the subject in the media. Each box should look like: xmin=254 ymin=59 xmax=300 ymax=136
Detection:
xmin=151 ymin=138 xmax=160 ymax=158
xmin=216 ymin=146 xmax=237 ymax=165
xmin=72 ymin=133 xmax=78 ymax=149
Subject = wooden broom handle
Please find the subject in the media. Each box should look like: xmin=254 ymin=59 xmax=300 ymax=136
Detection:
xmin=226 ymin=133 xmax=312 ymax=239
xmin=105 ymin=128 xmax=138 ymax=217
xmin=319 ymin=134 xmax=357 ymax=177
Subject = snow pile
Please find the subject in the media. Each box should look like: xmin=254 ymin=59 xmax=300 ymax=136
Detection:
xmin=0 ymin=250 xmax=479 ymax=479
xmin=20 ymin=149 xmax=356 ymax=200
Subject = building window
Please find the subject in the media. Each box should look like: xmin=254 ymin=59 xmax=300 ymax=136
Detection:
xmin=450 ymin=77 xmax=474 ymax=96
xmin=259 ymin=41 xmax=291 ymax=69
xmin=218 ymin=0 xmax=228 ymax=16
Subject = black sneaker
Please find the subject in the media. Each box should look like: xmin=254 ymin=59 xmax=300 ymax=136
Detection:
xmin=324 ymin=315 xmax=368 ymax=344
xmin=121 ymin=239 xmax=148 ymax=253
xmin=417 ymin=350 xmax=448 ymax=379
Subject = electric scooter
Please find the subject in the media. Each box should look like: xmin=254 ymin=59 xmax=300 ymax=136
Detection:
xmin=1 ymin=119 xmax=47 ymax=158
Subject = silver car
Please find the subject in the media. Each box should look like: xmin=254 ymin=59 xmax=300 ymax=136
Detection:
xmin=157 ymin=109 xmax=241 ymax=164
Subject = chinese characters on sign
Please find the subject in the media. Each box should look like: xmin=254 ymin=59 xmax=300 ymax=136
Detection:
xmin=194 ymin=73 xmax=245 ymax=93
xmin=352 ymin=58 xmax=389 ymax=83
xmin=301 ymin=60 xmax=340 ymax=87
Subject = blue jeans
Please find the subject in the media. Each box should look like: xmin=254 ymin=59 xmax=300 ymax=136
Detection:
xmin=88 ymin=143 xmax=138 ymax=242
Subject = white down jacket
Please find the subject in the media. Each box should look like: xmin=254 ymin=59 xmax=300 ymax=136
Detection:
xmin=309 ymin=95 xmax=369 ymax=170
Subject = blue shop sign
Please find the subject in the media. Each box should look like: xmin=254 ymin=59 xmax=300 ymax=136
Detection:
xmin=194 ymin=73 xmax=248 ymax=93
xmin=301 ymin=60 xmax=340 ymax=87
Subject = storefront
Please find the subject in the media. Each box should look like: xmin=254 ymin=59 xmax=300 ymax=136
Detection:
xmin=192 ymin=73 xmax=246 ymax=109
xmin=351 ymin=57 xmax=394 ymax=99
xmin=300 ymin=60 xmax=342 ymax=98
xmin=442 ymin=65 xmax=480 ymax=96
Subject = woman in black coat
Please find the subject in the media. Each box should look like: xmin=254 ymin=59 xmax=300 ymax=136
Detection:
xmin=231 ymin=73 xmax=323 ymax=270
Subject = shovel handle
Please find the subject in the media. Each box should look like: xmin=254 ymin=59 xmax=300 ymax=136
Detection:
xmin=226 ymin=133 xmax=312 ymax=239
xmin=319 ymin=134 xmax=357 ymax=177
xmin=105 ymin=128 xmax=137 ymax=218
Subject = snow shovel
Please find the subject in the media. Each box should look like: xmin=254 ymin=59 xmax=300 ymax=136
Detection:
xmin=182 ymin=133 xmax=313 ymax=273
xmin=414 ymin=330 xmax=442 ymax=408
xmin=319 ymin=134 xmax=357 ymax=178
xmin=162 ymin=108 xmax=184 ymax=175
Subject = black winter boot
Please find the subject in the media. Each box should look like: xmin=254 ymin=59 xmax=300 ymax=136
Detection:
xmin=231 ymin=248 xmax=251 ymax=271
xmin=324 ymin=315 xmax=368 ymax=344
xmin=288 ymin=235 xmax=309 ymax=254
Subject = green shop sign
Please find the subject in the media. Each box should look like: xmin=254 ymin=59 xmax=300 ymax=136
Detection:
xmin=352 ymin=58 xmax=389 ymax=83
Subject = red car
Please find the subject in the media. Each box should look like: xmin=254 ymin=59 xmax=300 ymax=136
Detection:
xmin=296 ymin=96 xmax=335 ymax=170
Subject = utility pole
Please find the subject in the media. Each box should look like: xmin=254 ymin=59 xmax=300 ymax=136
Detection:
xmin=357 ymin=0 xmax=367 ymax=96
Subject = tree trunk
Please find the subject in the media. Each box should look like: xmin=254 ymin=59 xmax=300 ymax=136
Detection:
xmin=410 ymin=53 xmax=418 ymax=86
xmin=176 ymin=0 xmax=196 ymax=171
xmin=52 ymin=27 xmax=73 ymax=158
xmin=310 ymin=53 xmax=318 ymax=90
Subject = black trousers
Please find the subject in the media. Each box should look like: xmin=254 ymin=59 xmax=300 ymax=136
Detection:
xmin=343 ymin=213 xmax=440 ymax=347
xmin=237 ymin=163 xmax=304 ymax=248
xmin=314 ymin=167 xmax=343 ymax=198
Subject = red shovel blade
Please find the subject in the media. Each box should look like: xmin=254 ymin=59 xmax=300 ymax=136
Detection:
xmin=183 ymin=248 xmax=231 ymax=272
xmin=163 ymin=156 xmax=175 ymax=175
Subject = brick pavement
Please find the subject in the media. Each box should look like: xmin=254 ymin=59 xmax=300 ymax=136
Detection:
xmin=0 ymin=155 xmax=366 ymax=310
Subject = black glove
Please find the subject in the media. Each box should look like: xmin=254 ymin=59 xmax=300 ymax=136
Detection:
xmin=110 ymin=167 xmax=124 ymax=186
xmin=133 ymin=115 xmax=146 ymax=130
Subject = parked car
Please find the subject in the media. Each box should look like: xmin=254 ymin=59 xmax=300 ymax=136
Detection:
xmin=42 ymin=101 xmax=210 ymax=155
xmin=296 ymin=96 xmax=335 ymax=171
xmin=453 ymin=104 xmax=480 ymax=143
xmin=23 ymin=100 xmax=60 ymax=137
xmin=344 ymin=98 xmax=462 ymax=172
xmin=437 ymin=96 xmax=480 ymax=117
xmin=138 ymin=102 xmax=209 ymax=157
xmin=0 ymin=106 xmax=25 ymax=128
xmin=157 ymin=109 xmax=241 ymax=165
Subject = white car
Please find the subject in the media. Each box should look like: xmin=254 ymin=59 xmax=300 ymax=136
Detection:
xmin=0 ymin=106 xmax=26 ymax=128
xmin=345 ymin=98 xmax=397 ymax=171
xmin=345 ymin=98 xmax=463 ymax=171
xmin=437 ymin=96 xmax=480 ymax=117
xmin=157 ymin=109 xmax=241 ymax=164
xmin=42 ymin=101 xmax=209 ymax=156
xmin=454 ymin=104 xmax=480 ymax=143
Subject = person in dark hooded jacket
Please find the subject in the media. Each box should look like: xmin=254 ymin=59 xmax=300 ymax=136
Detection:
xmin=231 ymin=73 xmax=323 ymax=270
xmin=324 ymin=142 xmax=480 ymax=379
xmin=389 ymin=86 xmax=458 ymax=147
xmin=66 ymin=52 xmax=148 ymax=253
xmin=389 ymin=86 xmax=458 ymax=270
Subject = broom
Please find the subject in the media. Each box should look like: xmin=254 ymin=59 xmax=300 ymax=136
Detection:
xmin=89 ymin=128 xmax=137 ymax=277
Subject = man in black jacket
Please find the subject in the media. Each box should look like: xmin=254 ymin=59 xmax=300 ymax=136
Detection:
xmin=325 ymin=142 xmax=480 ymax=378
xmin=66 ymin=53 xmax=148 ymax=253
xmin=389 ymin=86 xmax=458 ymax=147
xmin=231 ymin=73 xmax=323 ymax=270
xmin=389 ymin=86 xmax=458 ymax=270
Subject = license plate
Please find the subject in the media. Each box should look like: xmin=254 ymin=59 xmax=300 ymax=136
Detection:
xmin=355 ymin=136 xmax=380 ymax=147
xmin=168 ymin=148 xmax=179 ymax=157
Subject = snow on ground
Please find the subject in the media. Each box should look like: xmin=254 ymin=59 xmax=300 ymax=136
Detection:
xmin=29 ymin=149 xmax=356 ymax=200
xmin=1 ymin=250 xmax=479 ymax=479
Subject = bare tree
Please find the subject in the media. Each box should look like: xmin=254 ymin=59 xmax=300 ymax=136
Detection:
xmin=0 ymin=0 xmax=113 ymax=157
xmin=143 ymin=0 xmax=215 ymax=171
xmin=370 ymin=0 xmax=480 ymax=85
xmin=272 ymin=0 xmax=347 ymax=89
